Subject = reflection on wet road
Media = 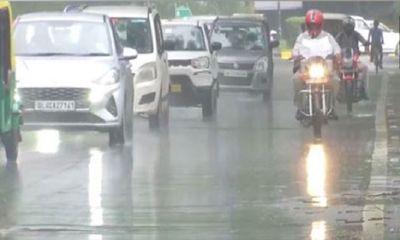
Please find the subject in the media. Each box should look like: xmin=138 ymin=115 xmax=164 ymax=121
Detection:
xmin=0 ymin=57 xmax=399 ymax=239
xmin=306 ymin=144 xmax=327 ymax=208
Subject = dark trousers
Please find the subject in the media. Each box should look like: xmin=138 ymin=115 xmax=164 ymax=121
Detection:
xmin=370 ymin=44 xmax=383 ymax=65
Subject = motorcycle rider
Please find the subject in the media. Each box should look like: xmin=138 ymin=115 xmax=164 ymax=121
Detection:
xmin=368 ymin=19 xmax=384 ymax=69
xmin=292 ymin=9 xmax=341 ymax=120
xmin=336 ymin=16 xmax=369 ymax=100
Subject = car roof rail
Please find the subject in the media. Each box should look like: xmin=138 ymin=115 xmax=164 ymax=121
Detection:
xmin=63 ymin=4 xmax=88 ymax=13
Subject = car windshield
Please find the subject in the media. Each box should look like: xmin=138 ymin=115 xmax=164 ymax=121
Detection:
xmin=163 ymin=25 xmax=206 ymax=51
xmin=111 ymin=17 xmax=153 ymax=54
xmin=211 ymin=22 xmax=267 ymax=50
xmin=15 ymin=20 xmax=112 ymax=56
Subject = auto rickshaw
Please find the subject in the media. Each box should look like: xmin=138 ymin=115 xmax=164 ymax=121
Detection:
xmin=0 ymin=1 xmax=21 ymax=162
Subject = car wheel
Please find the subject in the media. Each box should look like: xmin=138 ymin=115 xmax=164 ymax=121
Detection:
xmin=109 ymin=94 xmax=132 ymax=147
xmin=202 ymin=84 xmax=217 ymax=118
xmin=124 ymin=92 xmax=134 ymax=144
xmin=263 ymin=78 xmax=273 ymax=102
xmin=149 ymin=98 xmax=161 ymax=130
xmin=1 ymin=129 xmax=20 ymax=162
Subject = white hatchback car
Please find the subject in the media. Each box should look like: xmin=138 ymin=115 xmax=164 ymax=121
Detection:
xmin=83 ymin=5 xmax=170 ymax=129
xmin=14 ymin=12 xmax=137 ymax=146
xmin=162 ymin=20 xmax=221 ymax=117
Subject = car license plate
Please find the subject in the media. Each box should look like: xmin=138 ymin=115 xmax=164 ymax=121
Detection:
xmin=34 ymin=101 xmax=76 ymax=112
xmin=170 ymin=83 xmax=182 ymax=93
xmin=224 ymin=70 xmax=248 ymax=78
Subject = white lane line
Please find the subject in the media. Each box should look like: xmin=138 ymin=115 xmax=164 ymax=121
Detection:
xmin=362 ymin=72 xmax=389 ymax=239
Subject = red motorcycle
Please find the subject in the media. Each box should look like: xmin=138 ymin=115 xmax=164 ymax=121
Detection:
xmin=339 ymin=48 xmax=359 ymax=114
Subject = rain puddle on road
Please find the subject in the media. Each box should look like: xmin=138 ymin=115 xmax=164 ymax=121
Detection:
xmin=267 ymin=143 xmax=400 ymax=240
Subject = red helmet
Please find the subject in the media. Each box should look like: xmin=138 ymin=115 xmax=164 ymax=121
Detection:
xmin=305 ymin=9 xmax=324 ymax=38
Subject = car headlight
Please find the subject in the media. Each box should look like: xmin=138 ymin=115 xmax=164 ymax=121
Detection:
xmin=136 ymin=63 xmax=157 ymax=83
xmin=254 ymin=57 xmax=268 ymax=72
xmin=191 ymin=57 xmax=210 ymax=69
xmin=96 ymin=70 xmax=120 ymax=85
xmin=309 ymin=64 xmax=325 ymax=78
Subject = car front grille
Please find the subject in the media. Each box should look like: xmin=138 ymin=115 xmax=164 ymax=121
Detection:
xmin=218 ymin=74 xmax=253 ymax=86
xmin=169 ymin=60 xmax=191 ymax=67
xmin=19 ymin=88 xmax=90 ymax=109
xmin=218 ymin=62 xmax=254 ymax=70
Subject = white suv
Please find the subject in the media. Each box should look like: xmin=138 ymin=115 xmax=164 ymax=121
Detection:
xmin=83 ymin=5 xmax=170 ymax=129
xmin=162 ymin=20 xmax=221 ymax=117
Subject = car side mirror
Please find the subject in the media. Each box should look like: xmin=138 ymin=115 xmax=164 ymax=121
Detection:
xmin=211 ymin=42 xmax=222 ymax=52
xmin=164 ymin=40 xmax=176 ymax=51
xmin=270 ymin=40 xmax=279 ymax=49
xmin=121 ymin=47 xmax=138 ymax=61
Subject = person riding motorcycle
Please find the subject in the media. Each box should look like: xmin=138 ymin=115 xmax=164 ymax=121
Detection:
xmin=336 ymin=16 xmax=369 ymax=100
xmin=368 ymin=19 xmax=384 ymax=69
xmin=292 ymin=9 xmax=341 ymax=120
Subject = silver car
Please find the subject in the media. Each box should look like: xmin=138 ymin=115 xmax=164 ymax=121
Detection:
xmin=14 ymin=12 xmax=137 ymax=146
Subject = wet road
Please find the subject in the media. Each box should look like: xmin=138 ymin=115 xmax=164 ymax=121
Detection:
xmin=1 ymin=56 xmax=399 ymax=239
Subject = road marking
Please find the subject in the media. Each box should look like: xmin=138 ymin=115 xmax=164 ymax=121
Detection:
xmin=362 ymin=72 xmax=389 ymax=239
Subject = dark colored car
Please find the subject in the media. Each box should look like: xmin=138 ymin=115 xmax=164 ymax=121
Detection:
xmin=210 ymin=17 xmax=279 ymax=101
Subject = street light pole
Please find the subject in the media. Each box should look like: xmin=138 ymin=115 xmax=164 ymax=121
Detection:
xmin=278 ymin=0 xmax=282 ymax=37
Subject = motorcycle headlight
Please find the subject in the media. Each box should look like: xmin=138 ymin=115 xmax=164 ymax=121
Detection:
xmin=137 ymin=63 xmax=157 ymax=83
xmin=254 ymin=57 xmax=268 ymax=72
xmin=96 ymin=70 xmax=120 ymax=85
xmin=309 ymin=64 xmax=325 ymax=78
xmin=191 ymin=57 xmax=210 ymax=69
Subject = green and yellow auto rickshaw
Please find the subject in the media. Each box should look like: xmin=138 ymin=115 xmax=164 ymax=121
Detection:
xmin=0 ymin=1 xmax=21 ymax=162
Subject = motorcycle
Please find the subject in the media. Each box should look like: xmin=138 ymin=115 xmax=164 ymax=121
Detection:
xmin=338 ymin=48 xmax=359 ymax=114
xmin=296 ymin=55 xmax=335 ymax=140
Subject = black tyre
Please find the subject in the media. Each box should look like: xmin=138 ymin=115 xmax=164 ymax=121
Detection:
xmin=262 ymin=90 xmax=272 ymax=102
xmin=149 ymin=97 xmax=169 ymax=130
xmin=312 ymin=112 xmax=322 ymax=140
xmin=1 ymin=129 xmax=20 ymax=162
xmin=262 ymin=78 xmax=273 ymax=102
xmin=149 ymin=100 xmax=161 ymax=129
xmin=109 ymin=93 xmax=133 ymax=147
xmin=202 ymin=85 xmax=217 ymax=118
xmin=345 ymin=81 xmax=353 ymax=114
xmin=109 ymin=120 xmax=124 ymax=147
xmin=312 ymin=93 xmax=322 ymax=140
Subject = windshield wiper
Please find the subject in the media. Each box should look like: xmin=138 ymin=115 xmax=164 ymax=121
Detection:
xmin=79 ymin=53 xmax=110 ymax=56
xmin=20 ymin=53 xmax=82 ymax=56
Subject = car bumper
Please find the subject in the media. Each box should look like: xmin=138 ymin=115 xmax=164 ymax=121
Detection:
xmin=21 ymin=112 xmax=120 ymax=131
xmin=18 ymin=85 xmax=123 ymax=131
xmin=218 ymin=69 xmax=269 ymax=92
xmin=168 ymin=67 xmax=213 ymax=107
xmin=134 ymin=77 xmax=161 ymax=115
xmin=169 ymin=67 xmax=213 ymax=87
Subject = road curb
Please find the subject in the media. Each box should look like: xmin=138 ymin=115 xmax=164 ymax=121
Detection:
xmin=362 ymin=72 xmax=389 ymax=240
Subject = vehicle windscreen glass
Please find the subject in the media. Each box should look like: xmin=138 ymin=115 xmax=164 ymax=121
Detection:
xmin=15 ymin=21 xmax=112 ymax=56
xmin=211 ymin=22 xmax=267 ymax=50
xmin=111 ymin=17 xmax=153 ymax=54
xmin=163 ymin=25 xmax=206 ymax=51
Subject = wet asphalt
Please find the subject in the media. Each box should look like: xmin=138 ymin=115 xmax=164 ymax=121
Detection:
xmin=0 ymin=56 xmax=399 ymax=240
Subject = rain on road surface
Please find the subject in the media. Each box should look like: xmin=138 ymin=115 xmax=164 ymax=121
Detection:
xmin=1 ymin=56 xmax=399 ymax=240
